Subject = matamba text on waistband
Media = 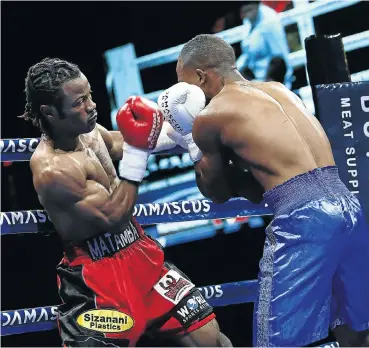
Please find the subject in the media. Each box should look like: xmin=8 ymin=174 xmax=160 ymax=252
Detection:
xmin=84 ymin=222 xmax=141 ymax=260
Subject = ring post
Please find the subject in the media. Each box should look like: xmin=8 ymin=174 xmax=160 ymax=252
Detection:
xmin=104 ymin=44 xmax=144 ymax=130
xmin=305 ymin=34 xmax=351 ymax=119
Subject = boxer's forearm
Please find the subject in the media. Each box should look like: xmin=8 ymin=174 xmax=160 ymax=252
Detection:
xmin=102 ymin=179 xmax=139 ymax=227
xmin=109 ymin=131 xmax=124 ymax=160
xmin=97 ymin=124 xmax=124 ymax=161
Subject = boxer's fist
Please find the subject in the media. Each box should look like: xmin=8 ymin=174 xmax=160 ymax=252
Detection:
xmin=116 ymin=96 xmax=163 ymax=150
xmin=158 ymin=83 xmax=205 ymax=162
xmin=116 ymin=96 xmax=163 ymax=182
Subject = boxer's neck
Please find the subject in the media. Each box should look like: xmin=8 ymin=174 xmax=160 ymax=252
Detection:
xmin=50 ymin=133 xmax=79 ymax=152
xmin=224 ymin=69 xmax=247 ymax=84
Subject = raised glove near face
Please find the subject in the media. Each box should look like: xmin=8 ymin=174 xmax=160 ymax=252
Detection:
xmin=158 ymin=82 xmax=206 ymax=135
xmin=116 ymin=96 xmax=163 ymax=150
xmin=158 ymin=82 xmax=206 ymax=162
xmin=116 ymin=96 xmax=163 ymax=182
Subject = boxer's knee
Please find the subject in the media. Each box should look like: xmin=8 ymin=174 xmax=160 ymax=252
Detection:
xmin=177 ymin=318 xmax=232 ymax=347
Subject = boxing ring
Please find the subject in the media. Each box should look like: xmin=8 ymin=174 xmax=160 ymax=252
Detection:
xmin=1 ymin=1 xmax=368 ymax=346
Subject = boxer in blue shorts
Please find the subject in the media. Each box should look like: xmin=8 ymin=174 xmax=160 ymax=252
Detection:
xmin=157 ymin=34 xmax=369 ymax=347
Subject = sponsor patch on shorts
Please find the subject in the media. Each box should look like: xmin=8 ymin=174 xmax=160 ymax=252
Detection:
xmin=153 ymin=269 xmax=195 ymax=305
xmin=76 ymin=309 xmax=134 ymax=333
xmin=172 ymin=289 xmax=212 ymax=327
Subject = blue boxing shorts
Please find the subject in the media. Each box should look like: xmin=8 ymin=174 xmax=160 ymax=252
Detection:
xmin=254 ymin=166 xmax=369 ymax=347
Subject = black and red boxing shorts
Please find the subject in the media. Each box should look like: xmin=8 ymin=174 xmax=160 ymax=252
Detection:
xmin=56 ymin=218 xmax=215 ymax=347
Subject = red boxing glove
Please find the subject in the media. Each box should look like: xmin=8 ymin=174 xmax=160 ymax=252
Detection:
xmin=116 ymin=96 xmax=163 ymax=150
xmin=116 ymin=96 xmax=164 ymax=182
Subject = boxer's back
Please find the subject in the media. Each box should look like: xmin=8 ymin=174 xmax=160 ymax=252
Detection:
xmin=30 ymin=129 xmax=121 ymax=242
xmin=208 ymin=81 xmax=335 ymax=190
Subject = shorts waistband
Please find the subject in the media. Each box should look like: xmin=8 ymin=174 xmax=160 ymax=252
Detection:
xmin=63 ymin=221 xmax=142 ymax=262
xmin=263 ymin=166 xmax=350 ymax=215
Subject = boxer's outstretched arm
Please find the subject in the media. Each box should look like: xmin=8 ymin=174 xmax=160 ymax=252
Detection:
xmin=97 ymin=124 xmax=123 ymax=161
xmin=192 ymin=117 xmax=234 ymax=204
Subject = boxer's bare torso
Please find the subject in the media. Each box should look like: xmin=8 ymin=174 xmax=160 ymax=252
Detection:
xmin=30 ymin=125 xmax=124 ymax=242
xmin=193 ymin=81 xmax=335 ymax=195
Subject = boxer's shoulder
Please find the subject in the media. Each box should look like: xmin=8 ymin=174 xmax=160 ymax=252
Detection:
xmin=252 ymin=81 xmax=291 ymax=99
xmin=252 ymin=80 xmax=308 ymax=111
xmin=252 ymin=80 xmax=284 ymax=90
xmin=206 ymin=84 xmax=275 ymax=119
xmin=31 ymin=148 xmax=86 ymax=199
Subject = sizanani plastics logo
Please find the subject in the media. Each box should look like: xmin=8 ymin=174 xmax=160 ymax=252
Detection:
xmin=77 ymin=309 xmax=134 ymax=333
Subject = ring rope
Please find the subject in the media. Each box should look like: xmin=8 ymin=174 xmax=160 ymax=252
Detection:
xmin=1 ymin=280 xmax=258 ymax=336
xmin=1 ymin=198 xmax=272 ymax=236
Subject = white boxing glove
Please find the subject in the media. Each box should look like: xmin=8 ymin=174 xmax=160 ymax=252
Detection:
xmin=158 ymin=82 xmax=206 ymax=162
xmin=153 ymin=121 xmax=188 ymax=153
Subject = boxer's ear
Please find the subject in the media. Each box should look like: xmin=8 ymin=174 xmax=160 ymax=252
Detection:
xmin=195 ymin=69 xmax=206 ymax=86
xmin=40 ymin=105 xmax=59 ymax=121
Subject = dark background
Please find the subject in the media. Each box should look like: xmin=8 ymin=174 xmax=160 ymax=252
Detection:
xmin=2 ymin=1 xmax=369 ymax=346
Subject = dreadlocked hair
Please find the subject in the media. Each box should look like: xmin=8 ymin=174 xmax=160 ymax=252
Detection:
xmin=20 ymin=57 xmax=81 ymax=133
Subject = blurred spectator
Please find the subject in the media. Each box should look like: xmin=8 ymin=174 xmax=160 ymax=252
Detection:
xmin=236 ymin=1 xmax=293 ymax=88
